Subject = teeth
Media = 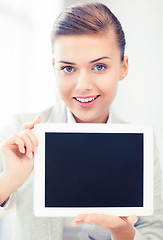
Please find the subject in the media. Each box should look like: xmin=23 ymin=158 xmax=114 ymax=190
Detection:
xmin=75 ymin=96 xmax=98 ymax=103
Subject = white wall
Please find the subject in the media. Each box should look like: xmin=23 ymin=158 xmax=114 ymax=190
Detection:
xmin=0 ymin=0 xmax=62 ymax=117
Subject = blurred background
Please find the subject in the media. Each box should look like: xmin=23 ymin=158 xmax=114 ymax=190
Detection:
xmin=0 ymin=0 xmax=163 ymax=239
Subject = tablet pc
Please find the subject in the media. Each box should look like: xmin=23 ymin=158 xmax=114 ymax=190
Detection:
xmin=34 ymin=123 xmax=153 ymax=217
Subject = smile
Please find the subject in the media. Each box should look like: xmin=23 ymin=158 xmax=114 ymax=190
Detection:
xmin=74 ymin=95 xmax=99 ymax=103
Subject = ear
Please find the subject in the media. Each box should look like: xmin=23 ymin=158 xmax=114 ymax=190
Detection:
xmin=120 ymin=56 xmax=128 ymax=80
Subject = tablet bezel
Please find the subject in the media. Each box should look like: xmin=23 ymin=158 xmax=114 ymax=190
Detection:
xmin=34 ymin=123 xmax=153 ymax=217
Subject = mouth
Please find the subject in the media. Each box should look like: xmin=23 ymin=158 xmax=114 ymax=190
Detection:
xmin=73 ymin=95 xmax=100 ymax=103
xmin=73 ymin=95 xmax=100 ymax=108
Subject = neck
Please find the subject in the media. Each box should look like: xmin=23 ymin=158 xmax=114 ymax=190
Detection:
xmin=73 ymin=113 xmax=109 ymax=124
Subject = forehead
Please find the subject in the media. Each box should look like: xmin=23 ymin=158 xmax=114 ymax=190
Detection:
xmin=53 ymin=31 xmax=120 ymax=62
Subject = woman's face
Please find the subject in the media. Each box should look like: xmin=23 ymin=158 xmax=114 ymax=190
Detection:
xmin=52 ymin=30 xmax=128 ymax=123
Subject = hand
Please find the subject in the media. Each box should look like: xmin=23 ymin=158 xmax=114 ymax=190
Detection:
xmin=0 ymin=116 xmax=41 ymax=199
xmin=72 ymin=214 xmax=138 ymax=240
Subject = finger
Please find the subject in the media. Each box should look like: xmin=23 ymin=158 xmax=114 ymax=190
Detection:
xmin=0 ymin=135 xmax=25 ymax=154
xmin=22 ymin=116 xmax=41 ymax=130
xmin=72 ymin=214 xmax=138 ymax=229
xmin=19 ymin=132 xmax=34 ymax=159
xmin=25 ymin=129 xmax=38 ymax=152
xmin=72 ymin=214 xmax=124 ymax=229
xmin=125 ymin=216 xmax=138 ymax=225
xmin=13 ymin=135 xmax=26 ymax=154
xmin=72 ymin=214 xmax=88 ymax=226
xmin=83 ymin=214 xmax=111 ymax=227
xmin=72 ymin=214 xmax=110 ymax=227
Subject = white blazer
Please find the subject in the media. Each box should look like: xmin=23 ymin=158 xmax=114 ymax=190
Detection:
xmin=0 ymin=100 xmax=163 ymax=240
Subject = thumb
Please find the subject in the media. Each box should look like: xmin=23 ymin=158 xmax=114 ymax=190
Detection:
xmin=126 ymin=216 xmax=138 ymax=225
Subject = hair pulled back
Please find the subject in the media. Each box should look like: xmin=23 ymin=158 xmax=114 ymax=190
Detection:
xmin=51 ymin=2 xmax=126 ymax=61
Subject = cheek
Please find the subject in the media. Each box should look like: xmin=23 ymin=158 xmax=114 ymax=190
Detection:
xmin=99 ymin=75 xmax=119 ymax=97
xmin=56 ymin=74 xmax=74 ymax=98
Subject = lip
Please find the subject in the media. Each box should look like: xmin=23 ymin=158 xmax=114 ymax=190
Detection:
xmin=73 ymin=95 xmax=100 ymax=108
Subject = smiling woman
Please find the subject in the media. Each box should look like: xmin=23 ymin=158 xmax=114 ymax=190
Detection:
xmin=52 ymin=33 xmax=128 ymax=123
xmin=0 ymin=1 xmax=163 ymax=240
xmin=51 ymin=2 xmax=128 ymax=124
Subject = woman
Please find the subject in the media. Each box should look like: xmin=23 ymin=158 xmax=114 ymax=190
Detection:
xmin=0 ymin=2 xmax=163 ymax=240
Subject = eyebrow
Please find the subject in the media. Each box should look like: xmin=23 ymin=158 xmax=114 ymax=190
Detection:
xmin=90 ymin=56 xmax=112 ymax=63
xmin=57 ymin=60 xmax=76 ymax=65
xmin=57 ymin=56 xmax=112 ymax=65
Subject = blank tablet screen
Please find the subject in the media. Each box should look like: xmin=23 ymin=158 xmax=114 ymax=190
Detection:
xmin=45 ymin=132 xmax=143 ymax=208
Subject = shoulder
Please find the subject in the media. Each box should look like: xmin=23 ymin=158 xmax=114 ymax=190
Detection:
xmin=16 ymin=100 xmax=67 ymax=126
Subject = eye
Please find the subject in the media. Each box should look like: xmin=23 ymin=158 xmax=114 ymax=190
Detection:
xmin=93 ymin=64 xmax=106 ymax=71
xmin=61 ymin=66 xmax=75 ymax=73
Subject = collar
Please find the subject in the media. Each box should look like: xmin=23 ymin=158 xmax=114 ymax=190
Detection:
xmin=66 ymin=107 xmax=112 ymax=124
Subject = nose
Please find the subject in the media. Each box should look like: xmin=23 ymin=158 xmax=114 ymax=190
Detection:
xmin=75 ymin=70 xmax=93 ymax=91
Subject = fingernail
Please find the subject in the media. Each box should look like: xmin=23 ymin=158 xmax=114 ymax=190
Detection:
xmin=85 ymin=218 xmax=90 ymax=223
xmin=71 ymin=222 xmax=76 ymax=226
xmin=37 ymin=116 xmax=41 ymax=122
xmin=22 ymin=147 xmax=25 ymax=154
xmin=34 ymin=147 xmax=38 ymax=154
xmin=132 ymin=216 xmax=138 ymax=224
xmin=75 ymin=218 xmax=82 ymax=222
xmin=28 ymin=152 xmax=33 ymax=159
